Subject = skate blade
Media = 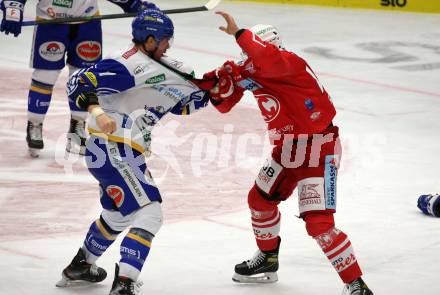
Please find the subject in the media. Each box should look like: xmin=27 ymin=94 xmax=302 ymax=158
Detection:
xmin=56 ymin=274 xmax=71 ymax=287
xmin=65 ymin=141 xmax=86 ymax=156
xmin=28 ymin=148 xmax=41 ymax=158
xmin=56 ymin=274 xmax=98 ymax=288
xmin=232 ymin=272 xmax=278 ymax=284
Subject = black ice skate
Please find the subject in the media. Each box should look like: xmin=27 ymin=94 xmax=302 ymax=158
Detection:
xmin=232 ymin=238 xmax=280 ymax=283
xmin=109 ymin=264 xmax=143 ymax=295
xmin=342 ymin=277 xmax=374 ymax=295
xmin=66 ymin=117 xmax=87 ymax=155
xmin=56 ymin=248 xmax=107 ymax=287
xmin=26 ymin=121 xmax=43 ymax=158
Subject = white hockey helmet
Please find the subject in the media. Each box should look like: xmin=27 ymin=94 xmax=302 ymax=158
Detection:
xmin=250 ymin=24 xmax=283 ymax=49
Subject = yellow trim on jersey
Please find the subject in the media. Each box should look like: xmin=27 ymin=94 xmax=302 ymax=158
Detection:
xmin=127 ymin=233 xmax=152 ymax=248
xmin=181 ymin=105 xmax=188 ymax=115
xmin=30 ymin=86 xmax=52 ymax=95
xmin=88 ymin=127 xmax=146 ymax=154
xmin=96 ymin=219 xmax=116 ymax=241
xmin=229 ymin=0 xmax=440 ymax=14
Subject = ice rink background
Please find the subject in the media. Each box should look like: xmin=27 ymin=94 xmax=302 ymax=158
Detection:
xmin=0 ymin=0 xmax=440 ymax=294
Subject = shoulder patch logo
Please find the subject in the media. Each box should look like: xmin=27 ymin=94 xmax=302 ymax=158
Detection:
xmin=84 ymin=72 xmax=98 ymax=87
xmin=145 ymin=74 xmax=166 ymax=84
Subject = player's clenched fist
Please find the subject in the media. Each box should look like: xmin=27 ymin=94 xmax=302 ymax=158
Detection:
xmin=95 ymin=113 xmax=116 ymax=134
xmin=88 ymin=105 xmax=116 ymax=134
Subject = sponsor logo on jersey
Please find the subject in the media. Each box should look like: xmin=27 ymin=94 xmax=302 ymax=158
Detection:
xmin=39 ymin=41 xmax=65 ymax=62
xmin=325 ymin=155 xmax=338 ymax=210
xmin=145 ymin=74 xmax=166 ymax=84
xmin=310 ymin=111 xmax=321 ymax=121
xmin=299 ymin=183 xmax=322 ymax=206
xmin=304 ymin=98 xmax=314 ymax=110
xmin=122 ymin=47 xmax=138 ymax=59
xmin=237 ymin=78 xmax=261 ymax=91
xmin=134 ymin=65 xmax=146 ymax=75
xmin=255 ymin=94 xmax=280 ymax=122
xmin=106 ymin=185 xmax=125 ymax=208
xmin=76 ymin=41 xmax=101 ymax=62
xmin=53 ymin=0 xmax=73 ymax=8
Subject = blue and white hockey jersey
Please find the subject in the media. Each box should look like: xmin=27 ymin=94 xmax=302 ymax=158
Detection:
xmin=67 ymin=44 xmax=209 ymax=155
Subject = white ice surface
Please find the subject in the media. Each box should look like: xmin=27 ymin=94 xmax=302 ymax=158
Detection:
xmin=0 ymin=1 xmax=440 ymax=294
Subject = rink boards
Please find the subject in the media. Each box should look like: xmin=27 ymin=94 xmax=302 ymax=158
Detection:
xmin=230 ymin=0 xmax=440 ymax=13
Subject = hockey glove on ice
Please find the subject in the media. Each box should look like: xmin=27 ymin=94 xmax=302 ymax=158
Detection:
xmin=0 ymin=0 xmax=25 ymax=37
xmin=417 ymin=194 xmax=440 ymax=217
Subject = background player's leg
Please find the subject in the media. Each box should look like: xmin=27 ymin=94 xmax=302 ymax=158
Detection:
xmin=65 ymin=21 xmax=102 ymax=155
xmin=27 ymin=24 xmax=68 ymax=157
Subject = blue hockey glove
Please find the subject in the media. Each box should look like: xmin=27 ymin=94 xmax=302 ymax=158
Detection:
xmin=417 ymin=194 xmax=440 ymax=217
xmin=109 ymin=0 xmax=159 ymax=13
xmin=0 ymin=0 xmax=25 ymax=37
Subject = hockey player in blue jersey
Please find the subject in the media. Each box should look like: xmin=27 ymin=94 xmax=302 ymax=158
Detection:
xmin=56 ymin=8 xmax=214 ymax=295
xmin=418 ymin=194 xmax=440 ymax=217
xmin=0 ymin=0 xmax=157 ymax=157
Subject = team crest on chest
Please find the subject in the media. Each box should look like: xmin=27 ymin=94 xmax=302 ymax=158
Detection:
xmin=255 ymin=94 xmax=280 ymax=122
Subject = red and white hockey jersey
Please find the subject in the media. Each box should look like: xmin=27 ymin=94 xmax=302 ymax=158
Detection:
xmin=213 ymin=29 xmax=336 ymax=145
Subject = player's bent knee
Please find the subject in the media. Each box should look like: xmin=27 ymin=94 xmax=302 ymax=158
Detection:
xmin=248 ymin=185 xmax=277 ymax=211
xmin=304 ymin=212 xmax=335 ymax=237
xmin=131 ymin=202 xmax=163 ymax=236
xmin=101 ymin=209 xmax=133 ymax=233
xmin=32 ymin=69 xmax=61 ymax=85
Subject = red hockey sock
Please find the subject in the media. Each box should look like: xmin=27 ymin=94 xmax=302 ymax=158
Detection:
xmin=315 ymin=227 xmax=362 ymax=283
xmin=251 ymin=207 xmax=281 ymax=251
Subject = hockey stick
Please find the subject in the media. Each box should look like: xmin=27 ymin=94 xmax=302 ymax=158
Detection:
xmin=22 ymin=0 xmax=221 ymax=26
xmin=154 ymin=58 xmax=217 ymax=91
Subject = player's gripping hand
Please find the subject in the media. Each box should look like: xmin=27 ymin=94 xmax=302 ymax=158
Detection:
xmin=0 ymin=0 xmax=25 ymax=37
xmin=210 ymin=72 xmax=243 ymax=104
xmin=219 ymin=60 xmax=243 ymax=82
xmin=190 ymin=69 xmax=219 ymax=91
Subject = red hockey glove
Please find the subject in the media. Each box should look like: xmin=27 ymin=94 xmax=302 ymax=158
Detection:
xmin=209 ymin=72 xmax=243 ymax=104
xmin=218 ymin=60 xmax=242 ymax=82
xmin=190 ymin=69 xmax=219 ymax=91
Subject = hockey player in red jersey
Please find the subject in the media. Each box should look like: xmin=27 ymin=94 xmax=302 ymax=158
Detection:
xmin=206 ymin=11 xmax=373 ymax=295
